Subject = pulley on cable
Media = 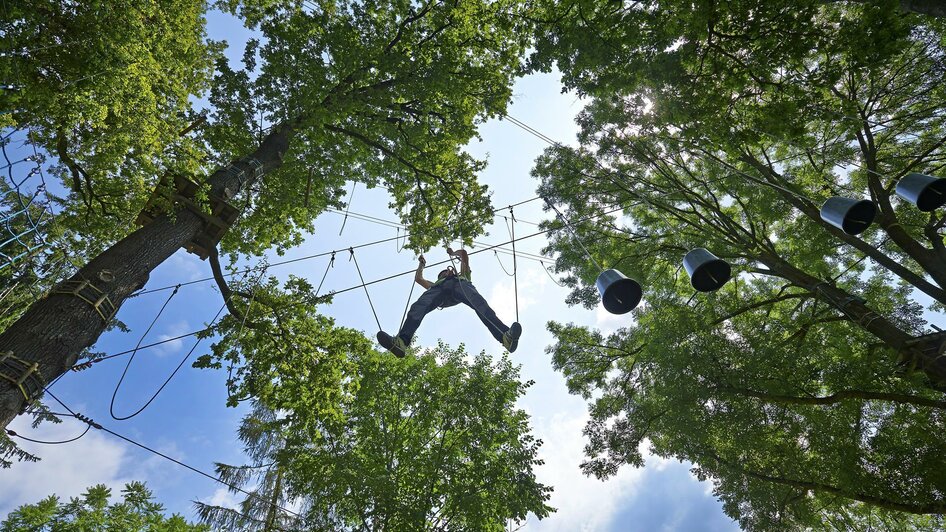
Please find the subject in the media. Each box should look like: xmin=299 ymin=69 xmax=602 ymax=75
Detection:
xmin=544 ymin=198 xmax=642 ymax=315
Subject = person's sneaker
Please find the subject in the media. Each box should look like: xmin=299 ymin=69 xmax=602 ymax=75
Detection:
xmin=502 ymin=322 xmax=522 ymax=353
xmin=377 ymin=331 xmax=407 ymax=358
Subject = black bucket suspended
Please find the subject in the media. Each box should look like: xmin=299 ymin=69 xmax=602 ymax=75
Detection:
xmin=895 ymin=173 xmax=946 ymax=212
xmin=684 ymin=248 xmax=731 ymax=293
xmin=596 ymin=269 xmax=642 ymax=315
xmin=820 ymin=197 xmax=876 ymax=235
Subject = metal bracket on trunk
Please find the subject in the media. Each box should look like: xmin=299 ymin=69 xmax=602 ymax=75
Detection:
xmin=0 ymin=351 xmax=44 ymax=402
xmin=52 ymin=279 xmax=117 ymax=324
xmin=221 ymin=157 xmax=263 ymax=196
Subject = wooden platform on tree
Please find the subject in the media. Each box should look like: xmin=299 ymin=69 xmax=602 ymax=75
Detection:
xmin=136 ymin=174 xmax=239 ymax=260
xmin=906 ymin=330 xmax=946 ymax=355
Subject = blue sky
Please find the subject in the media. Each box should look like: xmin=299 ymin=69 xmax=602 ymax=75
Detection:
xmin=1 ymin=9 xmax=739 ymax=531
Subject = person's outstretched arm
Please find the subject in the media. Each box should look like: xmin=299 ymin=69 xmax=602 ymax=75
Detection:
xmin=415 ymin=255 xmax=433 ymax=289
xmin=447 ymin=247 xmax=471 ymax=277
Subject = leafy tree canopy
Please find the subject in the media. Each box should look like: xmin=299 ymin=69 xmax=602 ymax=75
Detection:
xmin=529 ymin=0 xmax=946 ymax=528
xmin=201 ymin=0 xmax=533 ymax=256
xmin=198 ymin=343 xmax=554 ymax=531
xmin=1 ymin=0 xmax=220 ymax=247
xmin=1 ymin=481 xmax=208 ymax=531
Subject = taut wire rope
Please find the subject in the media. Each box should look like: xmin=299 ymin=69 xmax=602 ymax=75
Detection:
xmin=34 ymin=387 xmax=304 ymax=524
xmin=130 ymin=194 xmax=555 ymax=299
xmin=543 ymin=198 xmax=605 ymax=271
xmin=70 ymin=205 xmax=625 ymax=369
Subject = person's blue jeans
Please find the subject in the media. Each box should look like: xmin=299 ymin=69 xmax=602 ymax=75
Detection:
xmin=397 ymin=277 xmax=509 ymax=344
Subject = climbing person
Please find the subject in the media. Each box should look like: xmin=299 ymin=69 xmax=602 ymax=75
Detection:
xmin=377 ymin=247 xmax=522 ymax=357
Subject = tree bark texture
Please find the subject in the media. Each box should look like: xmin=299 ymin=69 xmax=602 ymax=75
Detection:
xmin=760 ymin=250 xmax=946 ymax=386
xmin=0 ymin=123 xmax=294 ymax=428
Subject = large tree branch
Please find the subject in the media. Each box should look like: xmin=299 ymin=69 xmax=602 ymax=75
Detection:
xmin=708 ymin=452 xmax=946 ymax=514
xmin=719 ymin=385 xmax=946 ymax=410
xmin=55 ymin=130 xmax=111 ymax=216
xmin=737 ymin=149 xmax=946 ymax=303
xmin=208 ymin=246 xmax=255 ymax=326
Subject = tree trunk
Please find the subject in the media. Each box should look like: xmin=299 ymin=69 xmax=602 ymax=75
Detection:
xmin=760 ymin=250 xmax=946 ymax=386
xmin=827 ymin=0 xmax=946 ymax=18
xmin=0 ymin=123 xmax=294 ymax=428
xmin=263 ymin=468 xmax=284 ymax=532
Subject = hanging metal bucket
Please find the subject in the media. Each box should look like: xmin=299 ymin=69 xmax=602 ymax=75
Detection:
xmin=595 ymin=269 xmax=642 ymax=315
xmin=820 ymin=197 xmax=876 ymax=235
xmin=684 ymin=248 xmax=731 ymax=293
xmin=895 ymin=173 xmax=946 ymax=212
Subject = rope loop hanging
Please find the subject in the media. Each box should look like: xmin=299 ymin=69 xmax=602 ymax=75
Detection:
xmin=315 ymin=251 xmax=336 ymax=297
xmin=543 ymin=198 xmax=603 ymax=270
xmin=349 ymin=247 xmax=382 ymax=331
xmin=395 ymin=227 xmax=407 ymax=253
xmin=509 ymin=206 xmax=519 ymax=323
xmin=540 ymin=260 xmax=566 ymax=287
xmin=108 ymin=283 xmax=182 ymax=420
xmin=494 ymin=250 xmax=515 ymax=276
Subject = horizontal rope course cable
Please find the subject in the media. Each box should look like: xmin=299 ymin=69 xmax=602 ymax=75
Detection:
xmin=327 ymin=206 xmax=543 ymax=228
xmin=78 ymin=205 xmax=623 ymax=366
xmin=323 ymin=208 xmax=553 ymax=262
xmin=34 ymin=388 xmax=303 ymax=525
xmin=130 ymin=197 xmax=553 ymax=298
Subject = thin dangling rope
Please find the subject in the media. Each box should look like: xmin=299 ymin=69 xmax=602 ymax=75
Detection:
xmin=509 ymin=206 xmax=519 ymax=323
xmin=494 ymin=251 xmax=515 ymax=276
xmin=544 ymin=198 xmax=605 ymax=270
xmin=110 ymin=283 xmax=232 ymax=421
xmin=395 ymin=228 xmax=406 ymax=253
xmin=349 ymin=248 xmax=382 ymax=331
xmin=338 ymin=181 xmax=357 ymax=236
xmin=315 ymin=252 xmax=336 ymax=297
xmin=399 ymin=271 xmax=417 ymax=331
xmin=540 ymin=260 xmax=566 ymax=287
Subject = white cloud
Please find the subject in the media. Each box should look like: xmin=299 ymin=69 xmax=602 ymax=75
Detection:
xmin=167 ymin=252 xmax=206 ymax=283
xmin=527 ymin=411 xmax=646 ymax=532
xmin=487 ymin=267 xmax=547 ymax=324
xmin=0 ymin=416 xmax=131 ymax=516
xmin=153 ymin=320 xmax=192 ymax=357
xmin=202 ymin=486 xmax=241 ymax=509
xmin=594 ymin=303 xmax=627 ymax=336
